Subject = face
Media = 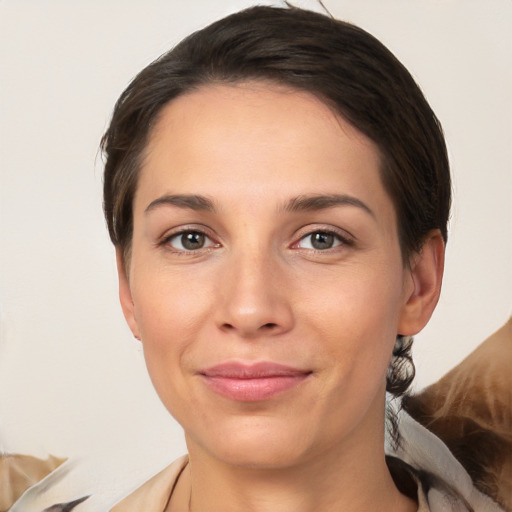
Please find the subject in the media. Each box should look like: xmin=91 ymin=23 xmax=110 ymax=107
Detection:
xmin=119 ymin=83 xmax=434 ymax=469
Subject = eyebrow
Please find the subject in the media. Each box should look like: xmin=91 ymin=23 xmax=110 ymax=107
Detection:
xmin=145 ymin=194 xmax=216 ymax=214
xmin=283 ymin=194 xmax=375 ymax=217
xmin=144 ymin=192 xmax=374 ymax=218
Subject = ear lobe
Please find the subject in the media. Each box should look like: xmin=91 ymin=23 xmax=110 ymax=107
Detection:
xmin=116 ymin=248 xmax=141 ymax=341
xmin=398 ymin=230 xmax=445 ymax=336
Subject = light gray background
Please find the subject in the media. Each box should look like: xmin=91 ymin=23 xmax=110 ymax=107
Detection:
xmin=1 ymin=0 xmax=511 ymax=505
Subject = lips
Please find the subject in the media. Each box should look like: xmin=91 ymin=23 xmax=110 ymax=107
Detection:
xmin=199 ymin=361 xmax=311 ymax=402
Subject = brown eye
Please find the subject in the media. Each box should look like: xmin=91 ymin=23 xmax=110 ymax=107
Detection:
xmin=167 ymin=231 xmax=215 ymax=251
xmin=181 ymin=232 xmax=205 ymax=250
xmin=311 ymin=232 xmax=335 ymax=250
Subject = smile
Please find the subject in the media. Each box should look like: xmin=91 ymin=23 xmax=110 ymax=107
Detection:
xmin=199 ymin=361 xmax=312 ymax=402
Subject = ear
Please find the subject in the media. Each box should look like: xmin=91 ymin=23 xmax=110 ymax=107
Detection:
xmin=116 ymin=247 xmax=141 ymax=341
xmin=398 ymin=230 xmax=445 ymax=336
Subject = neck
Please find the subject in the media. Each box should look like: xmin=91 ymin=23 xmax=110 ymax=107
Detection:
xmin=186 ymin=453 xmax=414 ymax=512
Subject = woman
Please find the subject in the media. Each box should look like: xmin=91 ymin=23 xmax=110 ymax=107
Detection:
xmin=97 ymin=5 xmax=504 ymax=512
xmin=0 ymin=2 xmax=510 ymax=512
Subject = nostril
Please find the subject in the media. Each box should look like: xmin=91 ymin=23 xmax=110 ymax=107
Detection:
xmin=219 ymin=322 xmax=280 ymax=334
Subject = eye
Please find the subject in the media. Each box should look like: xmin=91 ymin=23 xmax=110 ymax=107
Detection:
xmin=166 ymin=230 xmax=217 ymax=251
xmin=296 ymin=231 xmax=346 ymax=250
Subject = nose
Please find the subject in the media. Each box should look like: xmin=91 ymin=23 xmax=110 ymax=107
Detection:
xmin=215 ymin=250 xmax=294 ymax=338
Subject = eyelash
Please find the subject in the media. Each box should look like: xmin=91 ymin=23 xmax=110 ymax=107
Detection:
xmin=159 ymin=226 xmax=354 ymax=254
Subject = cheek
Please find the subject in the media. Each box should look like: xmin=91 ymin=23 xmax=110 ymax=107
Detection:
xmin=300 ymin=262 xmax=405 ymax=369
xmin=131 ymin=275 xmax=210 ymax=418
xmin=129 ymin=267 xmax=213 ymax=393
xmin=132 ymin=265 xmax=209 ymax=337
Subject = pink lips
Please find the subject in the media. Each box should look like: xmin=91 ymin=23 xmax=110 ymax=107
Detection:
xmin=199 ymin=362 xmax=311 ymax=402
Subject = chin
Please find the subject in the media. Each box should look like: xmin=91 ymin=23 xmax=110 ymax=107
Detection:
xmin=208 ymin=441 xmax=308 ymax=470
xmin=187 ymin=415 xmax=318 ymax=470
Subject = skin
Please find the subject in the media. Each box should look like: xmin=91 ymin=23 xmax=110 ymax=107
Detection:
xmin=118 ymin=83 xmax=445 ymax=512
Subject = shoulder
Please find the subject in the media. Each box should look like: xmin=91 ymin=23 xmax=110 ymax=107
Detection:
xmin=110 ymin=455 xmax=188 ymax=512
xmin=386 ymin=319 xmax=511 ymax=512
xmin=401 ymin=319 xmax=511 ymax=511
xmin=388 ymin=411 xmax=506 ymax=512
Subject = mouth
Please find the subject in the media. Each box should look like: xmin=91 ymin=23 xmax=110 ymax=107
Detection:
xmin=199 ymin=361 xmax=312 ymax=402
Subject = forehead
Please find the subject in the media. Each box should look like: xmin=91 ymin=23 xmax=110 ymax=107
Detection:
xmin=135 ymin=82 xmax=393 ymax=222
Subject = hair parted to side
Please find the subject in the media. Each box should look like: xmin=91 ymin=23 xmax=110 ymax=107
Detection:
xmin=101 ymin=5 xmax=451 ymax=400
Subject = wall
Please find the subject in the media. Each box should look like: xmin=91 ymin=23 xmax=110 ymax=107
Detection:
xmin=0 ymin=0 xmax=510 ymax=505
